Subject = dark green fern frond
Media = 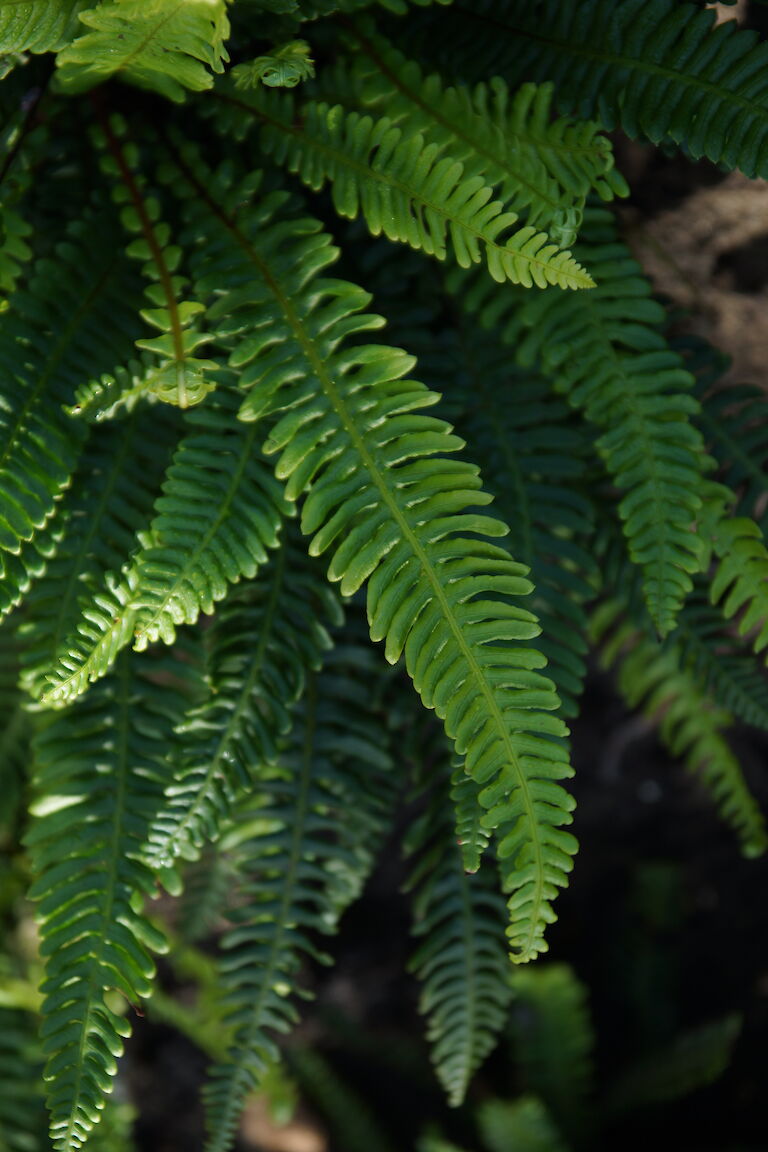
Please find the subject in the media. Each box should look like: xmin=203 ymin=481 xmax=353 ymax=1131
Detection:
xmin=25 ymin=649 xmax=193 ymax=1152
xmin=507 ymin=964 xmax=594 ymax=1143
xmin=478 ymin=1096 xmax=569 ymax=1152
xmin=0 ymin=211 xmax=143 ymax=556
xmin=56 ymin=0 xmax=232 ymax=103
xmin=209 ymin=84 xmax=594 ymax=289
xmin=131 ymin=384 xmax=289 ymax=650
xmin=405 ymin=758 xmax=513 ymax=1106
xmin=204 ymin=643 xmax=393 ymax=1152
xmin=175 ymin=155 xmax=577 ymax=961
xmin=0 ymin=1 xmax=86 ymax=54
xmin=332 ymin=26 xmax=626 ymax=244
xmin=96 ymin=114 xmax=218 ymax=408
xmin=145 ymin=533 xmax=340 ymax=867
xmin=426 ymin=0 xmax=768 ymax=180
xmin=591 ymin=599 xmax=768 ymax=857
xmin=458 ymin=207 xmax=707 ymax=636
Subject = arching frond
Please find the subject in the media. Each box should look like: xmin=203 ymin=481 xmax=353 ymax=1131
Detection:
xmin=457 ymin=207 xmax=707 ymax=636
xmin=56 ymin=0 xmax=231 ymax=103
xmin=405 ymin=758 xmax=513 ymax=1106
xmin=204 ymin=643 xmax=393 ymax=1152
xmin=26 ymin=649 xmax=193 ymax=1152
xmin=209 ymin=84 xmax=594 ymax=290
xmin=591 ymin=599 xmax=768 ymax=857
xmin=145 ymin=534 xmax=340 ymax=867
xmin=175 ymin=155 xmax=577 ymax=961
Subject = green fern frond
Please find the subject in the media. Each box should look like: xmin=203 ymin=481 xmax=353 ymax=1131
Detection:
xmin=507 ymin=964 xmax=594 ymax=1142
xmin=0 ymin=211 xmax=143 ymax=555
xmin=0 ymin=0 xmax=86 ymax=54
xmin=707 ymin=515 xmax=768 ymax=660
xmin=56 ymin=0 xmax=231 ymax=103
xmin=591 ymin=599 xmax=768 ymax=857
xmin=204 ymin=642 xmax=393 ymax=1152
xmin=451 ymin=764 xmax=491 ymax=875
xmin=145 ymin=534 xmax=340 ymax=867
xmin=429 ymin=0 xmax=768 ymax=180
xmin=131 ymin=385 xmax=289 ymax=650
xmin=175 ymin=156 xmax=577 ymax=961
xmin=18 ymin=409 xmax=177 ymax=699
xmin=0 ymin=203 xmax=31 ymax=295
xmin=458 ymin=207 xmax=707 ymax=636
xmin=478 ymin=1096 xmax=570 ymax=1152
xmin=25 ymin=649 xmax=193 ymax=1152
xmin=0 ymin=520 xmax=60 ymax=623
xmin=333 ymin=27 xmax=626 ymax=244
xmin=233 ymin=40 xmax=315 ymax=89
xmin=405 ymin=759 xmax=513 ymax=1106
xmin=67 ymin=357 xmax=166 ymax=423
xmin=96 ymin=115 xmax=218 ymax=408
xmin=694 ymin=378 xmax=768 ymax=531
xmin=209 ymin=84 xmax=594 ymax=289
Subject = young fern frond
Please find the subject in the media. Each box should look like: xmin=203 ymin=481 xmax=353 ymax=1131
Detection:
xmin=96 ymin=114 xmax=217 ymax=409
xmin=330 ymin=26 xmax=626 ymax=244
xmin=209 ymin=84 xmax=594 ymax=289
xmin=429 ymin=0 xmax=768 ymax=180
xmin=146 ymin=534 xmax=340 ymax=867
xmin=405 ymin=756 xmax=513 ymax=1106
xmin=457 ymin=207 xmax=707 ymax=636
xmin=204 ymin=643 xmax=393 ymax=1152
xmin=0 ymin=0 xmax=85 ymax=54
xmin=0 ymin=212 xmax=142 ymax=557
xmin=26 ymin=649 xmax=194 ymax=1152
xmin=177 ymin=156 xmax=577 ymax=962
xmin=55 ymin=0 xmax=232 ymax=103
xmin=591 ymin=599 xmax=768 ymax=857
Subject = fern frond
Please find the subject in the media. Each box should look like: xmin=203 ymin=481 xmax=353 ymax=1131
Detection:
xmin=0 ymin=520 xmax=60 ymax=623
xmin=233 ymin=40 xmax=315 ymax=89
xmin=131 ymin=385 xmax=289 ymax=650
xmin=405 ymin=758 xmax=513 ymax=1106
xmin=209 ymin=84 xmax=594 ymax=289
xmin=0 ymin=1008 xmax=46 ymax=1152
xmin=176 ymin=155 xmax=577 ymax=961
xmin=694 ymin=376 xmax=768 ymax=529
xmin=67 ymin=357 xmax=166 ymax=423
xmin=458 ymin=207 xmax=707 ymax=636
xmin=0 ymin=0 xmax=85 ymax=53
xmin=204 ymin=643 xmax=393 ymax=1152
xmin=591 ymin=599 xmax=768 ymax=856
xmin=707 ymin=514 xmax=768 ymax=660
xmin=429 ymin=0 xmax=768 ymax=180
xmin=507 ymin=964 xmax=594 ymax=1142
xmin=96 ymin=115 xmax=218 ymax=408
xmin=334 ymin=27 xmax=626 ymax=244
xmin=56 ymin=0 xmax=231 ymax=103
xmin=0 ymin=212 xmax=142 ymax=555
xmin=26 ymin=649 xmax=192 ymax=1152
xmin=145 ymin=534 xmax=340 ymax=867
xmin=478 ymin=1096 xmax=569 ymax=1152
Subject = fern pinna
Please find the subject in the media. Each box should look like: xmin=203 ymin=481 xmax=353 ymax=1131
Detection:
xmin=0 ymin=1 xmax=767 ymax=1149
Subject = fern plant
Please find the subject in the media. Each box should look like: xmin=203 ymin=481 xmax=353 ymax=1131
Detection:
xmin=1 ymin=1 xmax=768 ymax=1149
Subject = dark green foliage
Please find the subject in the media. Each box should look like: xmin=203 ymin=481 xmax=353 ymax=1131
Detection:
xmin=0 ymin=3 xmax=766 ymax=1150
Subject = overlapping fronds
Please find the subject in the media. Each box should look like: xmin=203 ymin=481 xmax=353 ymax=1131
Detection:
xmin=405 ymin=758 xmax=513 ymax=1106
xmin=0 ymin=0 xmax=85 ymax=54
xmin=0 ymin=211 xmax=142 ymax=559
xmin=478 ymin=1097 xmax=569 ymax=1152
xmin=56 ymin=0 xmax=232 ymax=102
xmin=209 ymin=83 xmax=593 ymax=289
xmin=458 ymin=207 xmax=707 ymax=636
xmin=204 ymin=643 xmax=393 ymax=1152
xmin=423 ymin=0 xmax=768 ymax=180
xmin=591 ymin=599 xmax=768 ymax=856
xmin=507 ymin=964 xmax=594 ymax=1142
xmin=25 ymin=649 xmax=194 ymax=1152
xmin=18 ymin=409 xmax=177 ymax=699
xmin=333 ymin=26 xmax=626 ymax=245
xmin=96 ymin=114 xmax=217 ymax=408
xmin=175 ymin=155 xmax=577 ymax=961
xmin=145 ymin=534 xmax=340 ymax=867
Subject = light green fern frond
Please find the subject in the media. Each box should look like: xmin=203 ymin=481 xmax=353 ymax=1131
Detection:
xmin=0 ymin=0 xmax=86 ymax=54
xmin=25 ymin=649 xmax=194 ymax=1152
xmin=707 ymin=515 xmax=768 ymax=661
xmin=56 ymin=0 xmax=231 ymax=102
xmin=478 ymin=1097 xmax=570 ymax=1152
xmin=176 ymin=156 xmax=577 ymax=961
xmin=591 ymin=599 xmax=768 ymax=857
xmin=233 ymin=40 xmax=315 ymax=89
xmin=209 ymin=85 xmax=594 ymax=289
